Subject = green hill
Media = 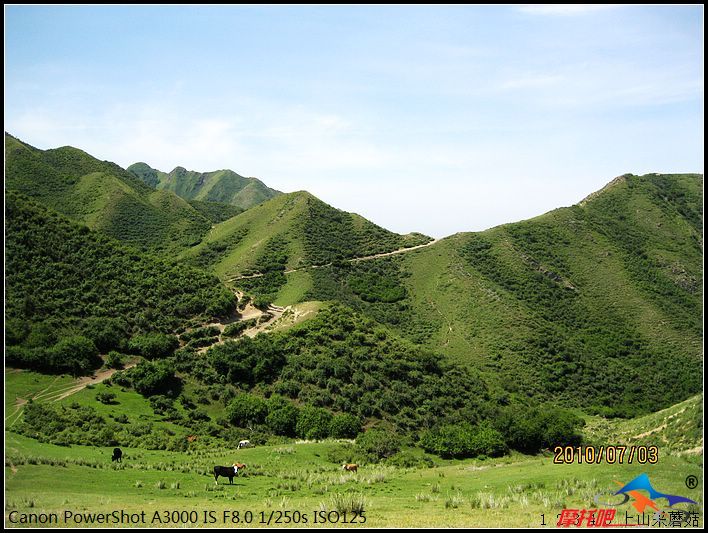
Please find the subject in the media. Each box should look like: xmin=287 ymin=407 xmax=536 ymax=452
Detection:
xmin=179 ymin=190 xmax=432 ymax=305
xmin=5 ymin=134 xmax=212 ymax=253
xmin=5 ymin=191 xmax=236 ymax=374
xmin=174 ymin=172 xmax=701 ymax=416
xmin=389 ymin=173 xmax=702 ymax=414
xmin=128 ymin=162 xmax=281 ymax=210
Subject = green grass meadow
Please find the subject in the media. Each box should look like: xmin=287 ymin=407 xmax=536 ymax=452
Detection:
xmin=5 ymin=431 xmax=702 ymax=528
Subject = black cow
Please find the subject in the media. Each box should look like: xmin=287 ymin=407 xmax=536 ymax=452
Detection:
xmin=213 ymin=464 xmax=240 ymax=485
xmin=112 ymin=448 xmax=122 ymax=462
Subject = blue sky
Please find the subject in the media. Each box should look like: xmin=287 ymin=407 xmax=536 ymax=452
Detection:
xmin=5 ymin=5 xmax=703 ymax=237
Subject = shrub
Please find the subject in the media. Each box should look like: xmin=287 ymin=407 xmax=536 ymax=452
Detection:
xmin=96 ymin=391 xmax=117 ymax=405
xmin=82 ymin=317 xmax=128 ymax=353
xmin=227 ymin=393 xmax=268 ymax=428
xmin=105 ymin=351 xmax=124 ymax=369
xmin=420 ymin=422 xmax=507 ymax=459
xmin=128 ymin=333 xmax=179 ymax=360
xmin=50 ymin=335 xmax=101 ymax=375
xmin=296 ymin=405 xmax=332 ymax=440
xmin=126 ymin=360 xmax=177 ymax=396
xmin=356 ymin=428 xmax=402 ymax=462
xmin=329 ymin=413 xmax=361 ymax=439
xmin=494 ymin=405 xmax=584 ymax=453
xmin=266 ymin=396 xmax=299 ymax=437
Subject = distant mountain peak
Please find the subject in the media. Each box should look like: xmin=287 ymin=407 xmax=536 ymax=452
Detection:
xmin=128 ymin=162 xmax=281 ymax=211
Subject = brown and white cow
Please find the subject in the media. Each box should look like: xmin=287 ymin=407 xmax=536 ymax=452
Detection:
xmin=342 ymin=463 xmax=358 ymax=472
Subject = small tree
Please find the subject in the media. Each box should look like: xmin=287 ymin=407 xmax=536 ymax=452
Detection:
xmin=106 ymin=351 xmax=124 ymax=369
xmin=266 ymin=396 xmax=299 ymax=437
xmin=50 ymin=335 xmax=101 ymax=375
xmin=296 ymin=405 xmax=332 ymax=440
xmin=96 ymin=391 xmax=117 ymax=405
xmin=128 ymin=333 xmax=178 ymax=360
xmin=356 ymin=427 xmax=401 ymax=462
xmin=227 ymin=393 xmax=268 ymax=428
xmin=329 ymin=413 xmax=361 ymax=439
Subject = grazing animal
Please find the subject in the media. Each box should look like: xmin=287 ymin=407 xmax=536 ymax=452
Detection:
xmin=213 ymin=464 xmax=241 ymax=485
xmin=342 ymin=463 xmax=358 ymax=472
xmin=186 ymin=435 xmax=198 ymax=443
xmin=112 ymin=448 xmax=122 ymax=463
xmin=238 ymin=440 xmax=251 ymax=449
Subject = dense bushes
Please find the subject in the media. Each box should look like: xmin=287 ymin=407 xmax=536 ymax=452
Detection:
xmin=6 ymin=192 xmax=237 ymax=375
xmin=223 ymin=319 xmax=257 ymax=338
xmin=208 ymin=336 xmax=286 ymax=388
xmin=260 ymin=305 xmax=489 ymax=433
xmin=113 ymin=361 xmax=178 ymax=397
xmin=6 ymin=335 xmax=101 ymax=376
xmin=180 ymin=326 xmax=220 ymax=343
xmin=265 ymin=396 xmax=300 ymax=437
xmin=17 ymin=401 xmax=180 ymax=449
xmin=237 ymin=237 xmax=289 ymax=306
xmin=303 ymin=197 xmax=421 ymax=265
xmin=329 ymin=413 xmax=361 ymax=439
xmin=356 ymin=428 xmax=403 ymax=462
xmin=227 ymin=393 xmax=268 ymax=428
xmin=128 ymin=333 xmax=179 ymax=359
xmin=492 ymin=404 xmax=584 ymax=453
xmin=82 ymin=317 xmax=129 ymax=353
xmin=420 ymin=422 xmax=507 ymax=459
xmin=460 ymin=203 xmax=702 ymax=412
xmin=296 ymin=406 xmax=333 ymax=440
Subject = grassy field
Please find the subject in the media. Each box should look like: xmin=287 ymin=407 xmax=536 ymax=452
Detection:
xmin=5 ymin=432 xmax=703 ymax=528
xmin=8 ymin=370 xmax=701 ymax=528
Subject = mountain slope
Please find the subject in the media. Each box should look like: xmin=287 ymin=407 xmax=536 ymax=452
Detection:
xmin=393 ymin=173 xmax=702 ymax=413
xmin=128 ymin=162 xmax=281 ymax=210
xmin=5 ymin=134 xmax=212 ymax=253
xmin=178 ymin=190 xmax=432 ymax=305
xmin=175 ymin=172 xmax=702 ymax=417
xmin=5 ymin=191 xmax=236 ymax=372
xmin=584 ymin=394 xmax=703 ymax=455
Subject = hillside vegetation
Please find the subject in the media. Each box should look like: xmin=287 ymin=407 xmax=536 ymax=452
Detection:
xmin=179 ymin=191 xmax=432 ymax=305
xmin=5 ymin=134 xmax=212 ymax=253
xmin=5 ymin=191 xmax=236 ymax=374
xmin=128 ymin=162 xmax=281 ymax=210
xmin=274 ymin=174 xmax=702 ymax=416
xmin=4 ymin=134 xmax=702 ymax=469
xmin=391 ymin=173 xmax=702 ymax=415
xmin=584 ymin=394 xmax=703 ymax=455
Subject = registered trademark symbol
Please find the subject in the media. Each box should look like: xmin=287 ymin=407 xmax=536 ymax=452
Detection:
xmin=685 ymin=475 xmax=698 ymax=489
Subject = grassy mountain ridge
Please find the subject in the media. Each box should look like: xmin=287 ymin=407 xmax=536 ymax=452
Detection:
xmin=390 ymin=173 xmax=702 ymax=413
xmin=128 ymin=162 xmax=281 ymax=210
xmin=5 ymin=134 xmax=213 ymax=253
xmin=179 ymin=190 xmax=432 ymax=305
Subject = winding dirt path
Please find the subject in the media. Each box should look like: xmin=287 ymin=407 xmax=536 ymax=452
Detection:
xmin=47 ymin=364 xmax=138 ymax=402
xmin=6 ymin=363 xmax=138 ymax=427
xmin=226 ymin=239 xmax=440 ymax=282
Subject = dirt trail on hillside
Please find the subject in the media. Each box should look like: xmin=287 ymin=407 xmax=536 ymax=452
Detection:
xmin=6 ymin=363 xmax=138 ymax=427
xmin=351 ymin=239 xmax=440 ymax=262
xmin=226 ymin=239 xmax=440 ymax=282
xmin=47 ymin=364 xmax=138 ymax=402
xmin=195 ymin=289 xmax=287 ymax=353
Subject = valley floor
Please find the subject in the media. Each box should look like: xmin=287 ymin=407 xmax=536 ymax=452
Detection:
xmin=5 ymin=433 xmax=703 ymax=528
